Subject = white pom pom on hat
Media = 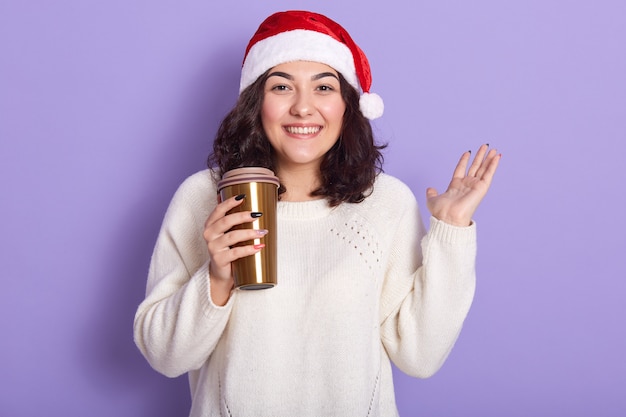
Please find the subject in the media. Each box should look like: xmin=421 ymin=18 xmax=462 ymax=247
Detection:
xmin=240 ymin=10 xmax=384 ymax=120
xmin=359 ymin=92 xmax=384 ymax=120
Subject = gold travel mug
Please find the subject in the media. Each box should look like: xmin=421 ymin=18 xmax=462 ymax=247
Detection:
xmin=217 ymin=167 xmax=279 ymax=290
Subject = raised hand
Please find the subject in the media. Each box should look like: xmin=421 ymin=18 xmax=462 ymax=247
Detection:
xmin=426 ymin=144 xmax=501 ymax=227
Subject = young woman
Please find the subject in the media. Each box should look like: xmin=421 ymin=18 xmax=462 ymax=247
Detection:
xmin=134 ymin=10 xmax=501 ymax=417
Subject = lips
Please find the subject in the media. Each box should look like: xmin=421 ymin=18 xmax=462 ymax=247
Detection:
xmin=284 ymin=126 xmax=322 ymax=135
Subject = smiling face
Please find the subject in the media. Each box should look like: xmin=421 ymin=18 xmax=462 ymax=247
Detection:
xmin=261 ymin=61 xmax=346 ymax=175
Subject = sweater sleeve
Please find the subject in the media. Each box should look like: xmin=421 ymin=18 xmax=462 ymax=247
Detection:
xmin=379 ymin=190 xmax=477 ymax=378
xmin=133 ymin=172 xmax=235 ymax=378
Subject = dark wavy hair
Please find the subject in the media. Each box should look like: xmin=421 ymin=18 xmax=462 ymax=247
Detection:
xmin=207 ymin=69 xmax=386 ymax=207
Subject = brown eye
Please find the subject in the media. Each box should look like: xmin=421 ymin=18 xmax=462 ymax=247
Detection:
xmin=269 ymin=84 xmax=290 ymax=92
xmin=317 ymin=85 xmax=336 ymax=92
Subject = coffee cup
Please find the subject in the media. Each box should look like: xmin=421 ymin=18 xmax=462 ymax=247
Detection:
xmin=217 ymin=167 xmax=279 ymax=290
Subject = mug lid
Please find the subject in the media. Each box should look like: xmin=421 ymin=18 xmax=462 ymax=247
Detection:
xmin=217 ymin=166 xmax=280 ymax=190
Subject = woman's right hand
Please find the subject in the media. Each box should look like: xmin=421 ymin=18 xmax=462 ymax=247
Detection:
xmin=203 ymin=194 xmax=266 ymax=303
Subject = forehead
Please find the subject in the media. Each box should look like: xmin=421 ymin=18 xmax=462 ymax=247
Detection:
xmin=268 ymin=61 xmax=340 ymax=77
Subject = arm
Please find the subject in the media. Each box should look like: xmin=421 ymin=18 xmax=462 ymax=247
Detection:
xmin=380 ymin=200 xmax=477 ymax=378
xmin=380 ymin=144 xmax=500 ymax=377
xmin=133 ymin=175 xmax=235 ymax=377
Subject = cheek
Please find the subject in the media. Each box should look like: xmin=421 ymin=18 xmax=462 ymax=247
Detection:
xmin=260 ymin=103 xmax=274 ymax=129
xmin=261 ymin=96 xmax=286 ymax=127
xmin=322 ymin=101 xmax=346 ymax=126
xmin=260 ymin=100 xmax=283 ymax=146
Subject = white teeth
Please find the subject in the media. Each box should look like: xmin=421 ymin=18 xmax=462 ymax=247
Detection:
xmin=286 ymin=126 xmax=320 ymax=135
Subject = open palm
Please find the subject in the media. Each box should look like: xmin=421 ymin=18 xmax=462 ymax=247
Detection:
xmin=426 ymin=144 xmax=501 ymax=227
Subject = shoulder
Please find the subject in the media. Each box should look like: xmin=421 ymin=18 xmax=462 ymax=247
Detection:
xmin=166 ymin=169 xmax=218 ymax=218
xmin=172 ymin=169 xmax=218 ymax=203
xmin=337 ymin=173 xmax=424 ymax=249
xmin=176 ymin=169 xmax=217 ymax=195
xmin=371 ymin=173 xmax=415 ymax=200
xmin=367 ymin=173 xmax=418 ymax=213
xmin=346 ymin=173 xmax=419 ymax=221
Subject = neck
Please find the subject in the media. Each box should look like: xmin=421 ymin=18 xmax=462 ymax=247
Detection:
xmin=276 ymin=165 xmax=322 ymax=202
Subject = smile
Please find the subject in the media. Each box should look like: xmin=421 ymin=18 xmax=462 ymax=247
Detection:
xmin=284 ymin=126 xmax=322 ymax=135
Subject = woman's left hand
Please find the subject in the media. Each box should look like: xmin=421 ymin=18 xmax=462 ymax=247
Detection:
xmin=426 ymin=144 xmax=501 ymax=227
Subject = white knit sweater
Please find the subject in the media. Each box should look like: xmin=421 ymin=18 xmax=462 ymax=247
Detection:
xmin=134 ymin=170 xmax=477 ymax=417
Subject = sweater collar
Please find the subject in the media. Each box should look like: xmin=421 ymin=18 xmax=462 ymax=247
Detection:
xmin=277 ymin=198 xmax=335 ymax=220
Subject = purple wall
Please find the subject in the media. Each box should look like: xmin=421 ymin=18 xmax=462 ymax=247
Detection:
xmin=1 ymin=1 xmax=624 ymax=416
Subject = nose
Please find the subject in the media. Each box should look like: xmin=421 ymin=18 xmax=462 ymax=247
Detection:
xmin=290 ymin=91 xmax=313 ymax=117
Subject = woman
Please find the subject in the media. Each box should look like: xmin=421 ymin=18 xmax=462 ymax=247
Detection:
xmin=134 ymin=10 xmax=500 ymax=417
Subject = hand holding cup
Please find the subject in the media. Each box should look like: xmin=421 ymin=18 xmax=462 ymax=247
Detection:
xmin=203 ymin=194 xmax=268 ymax=286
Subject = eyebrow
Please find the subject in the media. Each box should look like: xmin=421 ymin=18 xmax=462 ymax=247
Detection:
xmin=313 ymin=72 xmax=339 ymax=81
xmin=266 ymin=71 xmax=339 ymax=81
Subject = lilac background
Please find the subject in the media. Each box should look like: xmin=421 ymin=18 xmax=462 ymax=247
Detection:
xmin=1 ymin=0 xmax=625 ymax=416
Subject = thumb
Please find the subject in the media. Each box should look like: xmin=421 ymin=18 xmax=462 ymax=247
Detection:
xmin=426 ymin=187 xmax=438 ymax=199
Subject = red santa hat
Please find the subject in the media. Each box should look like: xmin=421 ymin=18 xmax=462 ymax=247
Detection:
xmin=240 ymin=10 xmax=384 ymax=120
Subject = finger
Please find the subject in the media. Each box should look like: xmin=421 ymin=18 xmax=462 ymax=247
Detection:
xmin=476 ymin=150 xmax=501 ymax=184
xmin=215 ymin=228 xmax=268 ymax=251
xmin=426 ymin=187 xmax=439 ymax=199
xmin=452 ymin=151 xmax=472 ymax=179
xmin=205 ymin=193 xmax=246 ymax=227
xmin=208 ymin=228 xmax=265 ymax=270
xmin=474 ymin=148 xmax=498 ymax=179
xmin=204 ymin=210 xmax=263 ymax=243
xmin=467 ymin=144 xmax=490 ymax=177
xmin=210 ymin=241 xmax=265 ymax=270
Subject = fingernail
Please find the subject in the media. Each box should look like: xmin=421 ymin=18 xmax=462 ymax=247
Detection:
xmin=251 ymin=212 xmax=263 ymax=218
xmin=235 ymin=193 xmax=246 ymax=201
xmin=256 ymin=229 xmax=268 ymax=236
xmin=253 ymin=243 xmax=265 ymax=250
xmin=486 ymin=143 xmax=490 ymax=147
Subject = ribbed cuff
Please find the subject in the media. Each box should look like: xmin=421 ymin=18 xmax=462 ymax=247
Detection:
xmin=428 ymin=216 xmax=477 ymax=246
xmin=195 ymin=262 xmax=235 ymax=316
